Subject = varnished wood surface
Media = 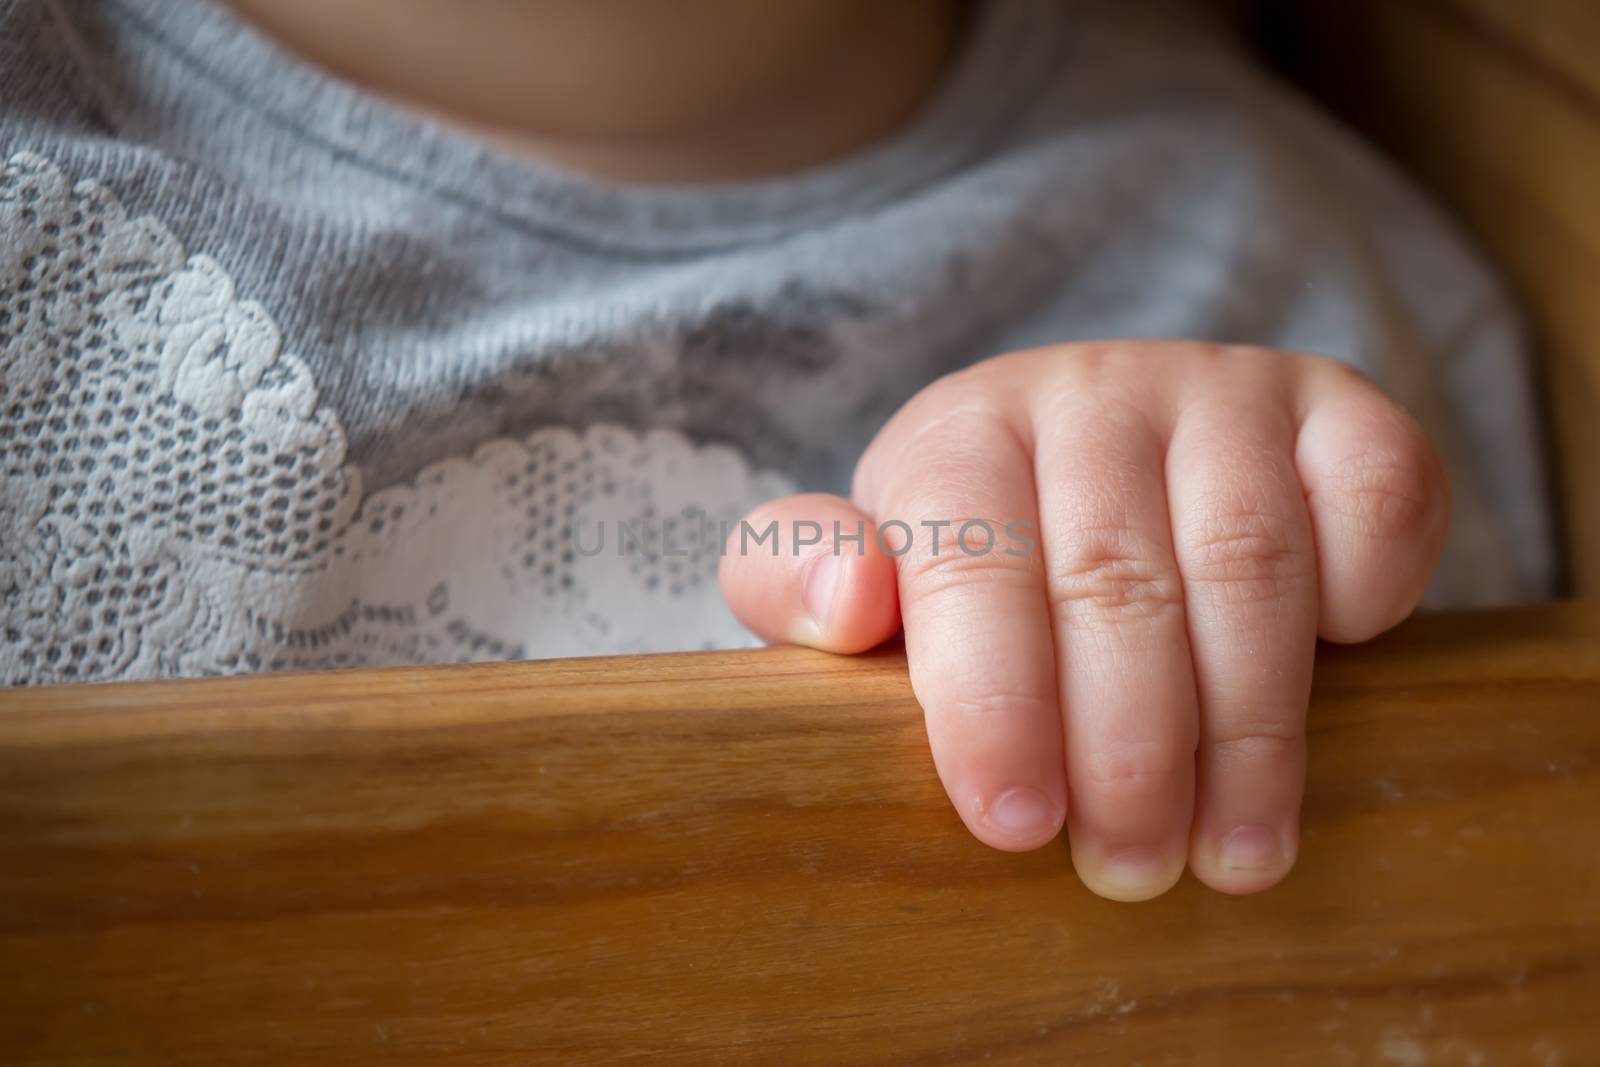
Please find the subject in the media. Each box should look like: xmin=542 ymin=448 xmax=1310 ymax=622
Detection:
xmin=1 ymin=602 xmax=1598 ymax=1065
xmin=1265 ymin=0 xmax=1600 ymax=594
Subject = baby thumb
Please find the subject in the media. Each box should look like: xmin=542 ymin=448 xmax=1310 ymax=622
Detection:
xmin=718 ymin=493 xmax=901 ymax=653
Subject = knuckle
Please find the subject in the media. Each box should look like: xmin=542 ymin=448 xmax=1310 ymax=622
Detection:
xmin=1203 ymin=715 xmax=1303 ymax=767
xmin=943 ymin=687 xmax=1055 ymax=722
xmin=912 ymin=366 xmax=1013 ymax=422
xmin=900 ymin=533 xmax=1033 ymax=597
xmin=1079 ymin=737 xmax=1195 ymax=792
xmin=1049 ymin=529 xmax=1184 ymax=628
xmin=853 ymin=389 xmax=1026 ymax=511
xmin=1300 ymin=349 xmax=1374 ymax=387
xmin=1183 ymin=506 xmax=1308 ymax=604
xmin=1320 ymin=435 xmax=1442 ymax=545
xmin=1192 ymin=341 xmax=1273 ymax=370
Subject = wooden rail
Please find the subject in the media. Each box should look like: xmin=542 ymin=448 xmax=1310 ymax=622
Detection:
xmin=2 ymin=602 xmax=1598 ymax=1064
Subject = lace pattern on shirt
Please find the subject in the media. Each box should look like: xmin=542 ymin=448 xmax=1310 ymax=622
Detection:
xmin=0 ymin=152 xmax=790 ymax=684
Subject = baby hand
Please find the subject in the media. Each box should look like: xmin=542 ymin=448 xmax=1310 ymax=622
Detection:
xmin=720 ymin=342 xmax=1447 ymax=900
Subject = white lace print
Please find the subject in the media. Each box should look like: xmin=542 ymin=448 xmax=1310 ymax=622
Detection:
xmin=0 ymin=152 xmax=793 ymax=685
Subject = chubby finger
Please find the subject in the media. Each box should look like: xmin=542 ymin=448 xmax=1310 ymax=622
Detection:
xmin=1034 ymin=400 xmax=1197 ymax=902
xmin=1169 ymin=362 xmax=1318 ymax=895
xmin=719 ymin=493 xmax=901 ymax=653
xmin=1293 ymin=358 xmax=1450 ymax=644
xmin=855 ymin=393 xmax=1066 ymax=851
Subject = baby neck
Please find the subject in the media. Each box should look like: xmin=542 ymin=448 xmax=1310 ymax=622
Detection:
xmin=225 ymin=0 xmax=967 ymax=183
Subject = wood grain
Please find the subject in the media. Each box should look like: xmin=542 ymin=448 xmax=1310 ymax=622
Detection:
xmin=1264 ymin=0 xmax=1600 ymax=593
xmin=2 ymin=602 xmax=1598 ymax=1065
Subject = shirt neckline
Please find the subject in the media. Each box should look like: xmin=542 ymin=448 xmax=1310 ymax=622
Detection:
xmin=94 ymin=0 xmax=1070 ymax=256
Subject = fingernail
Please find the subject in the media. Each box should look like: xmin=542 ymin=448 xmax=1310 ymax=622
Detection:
xmin=803 ymin=552 xmax=844 ymax=632
xmin=989 ymin=786 xmax=1060 ymax=837
xmin=1094 ymin=846 xmax=1175 ymax=900
xmin=1219 ymin=824 xmax=1287 ymax=871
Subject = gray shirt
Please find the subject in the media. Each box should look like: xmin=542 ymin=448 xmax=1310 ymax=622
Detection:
xmin=0 ymin=0 xmax=1555 ymax=685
